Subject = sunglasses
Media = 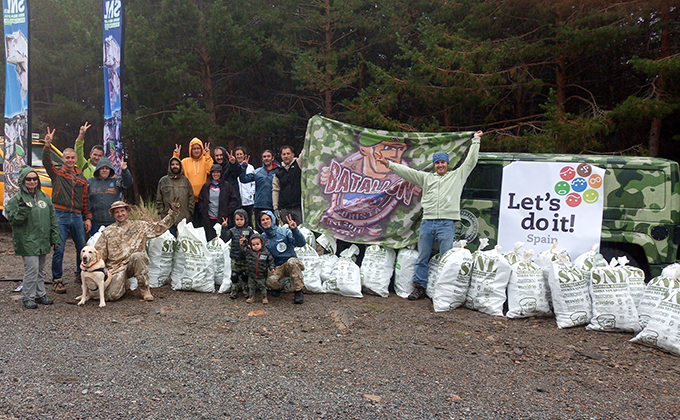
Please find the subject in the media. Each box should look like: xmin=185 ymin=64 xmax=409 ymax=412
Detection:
xmin=25 ymin=176 xmax=39 ymax=182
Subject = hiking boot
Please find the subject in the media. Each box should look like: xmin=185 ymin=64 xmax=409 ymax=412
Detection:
xmin=138 ymin=285 xmax=154 ymax=301
xmin=407 ymin=284 xmax=427 ymax=300
xmin=269 ymin=289 xmax=281 ymax=297
xmin=53 ymin=280 xmax=66 ymax=294
xmin=35 ymin=295 xmax=54 ymax=305
xmin=246 ymin=296 xmax=255 ymax=304
xmin=229 ymin=291 xmax=238 ymax=300
xmin=294 ymin=291 xmax=304 ymax=304
xmin=23 ymin=299 xmax=38 ymax=309
xmin=262 ymin=296 xmax=269 ymax=304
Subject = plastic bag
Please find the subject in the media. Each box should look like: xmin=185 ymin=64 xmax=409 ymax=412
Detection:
xmin=432 ymin=242 xmax=473 ymax=312
xmin=296 ymin=243 xmax=324 ymax=293
xmin=360 ymin=245 xmax=396 ymax=298
xmin=323 ymin=245 xmax=362 ymax=298
xmin=170 ymin=220 xmax=215 ymax=293
xmin=586 ymin=259 xmax=640 ymax=333
xmin=506 ymin=250 xmax=553 ymax=318
xmin=394 ymin=247 xmax=418 ymax=299
xmin=147 ymin=230 xmax=176 ymax=288
xmin=466 ymin=242 xmax=512 ymax=316
xmin=547 ymin=252 xmax=591 ymax=329
xmin=631 ymin=287 xmax=680 ymax=357
xmin=206 ymin=224 xmax=228 ymax=287
xmin=637 ymin=275 xmax=680 ymax=328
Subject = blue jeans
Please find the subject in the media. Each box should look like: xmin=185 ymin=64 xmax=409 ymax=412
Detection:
xmin=52 ymin=210 xmax=87 ymax=280
xmin=414 ymin=219 xmax=457 ymax=288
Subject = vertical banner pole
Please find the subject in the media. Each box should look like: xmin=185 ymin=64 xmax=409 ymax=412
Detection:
xmin=103 ymin=0 xmax=123 ymax=175
xmin=2 ymin=0 xmax=30 ymax=214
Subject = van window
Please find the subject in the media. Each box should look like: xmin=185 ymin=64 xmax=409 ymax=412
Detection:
xmin=604 ymin=168 xmax=665 ymax=209
xmin=462 ymin=163 xmax=503 ymax=200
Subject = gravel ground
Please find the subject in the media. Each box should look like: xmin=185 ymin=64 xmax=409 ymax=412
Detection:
xmin=0 ymin=230 xmax=679 ymax=420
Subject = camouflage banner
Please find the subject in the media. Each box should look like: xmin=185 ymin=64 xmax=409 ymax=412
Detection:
xmin=103 ymin=0 xmax=123 ymax=174
xmin=3 ymin=0 xmax=29 ymax=214
xmin=302 ymin=115 xmax=474 ymax=248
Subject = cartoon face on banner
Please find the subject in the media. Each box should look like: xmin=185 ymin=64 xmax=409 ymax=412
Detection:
xmin=318 ymin=133 xmax=420 ymax=239
xmin=497 ymin=161 xmax=606 ymax=259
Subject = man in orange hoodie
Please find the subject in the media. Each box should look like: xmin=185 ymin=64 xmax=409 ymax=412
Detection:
xmin=173 ymin=138 xmax=213 ymax=227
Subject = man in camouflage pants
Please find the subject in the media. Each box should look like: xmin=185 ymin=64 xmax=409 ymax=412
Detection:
xmin=95 ymin=199 xmax=179 ymax=302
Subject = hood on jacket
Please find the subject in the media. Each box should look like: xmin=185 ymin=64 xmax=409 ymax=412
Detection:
xmin=167 ymin=156 xmax=185 ymax=179
xmin=259 ymin=209 xmax=276 ymax=231
xmin=188 ymin=138 xmax=205 ymax=161
xmin=94 ymin=157 xmax=115 ymax=179
xmin=18 ymin=165 xmax=42 ymax=193
xmin=249 ymin=232 xmax=264 ymax=246
xmin=214 ymin=146 xmax=229 ymax=170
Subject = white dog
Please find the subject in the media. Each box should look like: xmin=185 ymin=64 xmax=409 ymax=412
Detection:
xmin=77 ymin=246 xmax=111 ymax=307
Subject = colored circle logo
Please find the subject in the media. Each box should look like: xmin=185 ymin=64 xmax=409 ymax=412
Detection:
xmin=565 ymin=193 xmax=582 ymax=207
xmin=571 ymin=177 xmax=587 ymax=193
xmin=588 ymin=174 xmax=603 ymax=189
xmin=577 ymin=163 xmax=592 ymax=177
xmin=555 ymin=181 xmax=570 ymax=196
xmin=560 ymin=166 xmax=576 ymax=181
xmin=583 ymin=189 xmax=599 ymax=204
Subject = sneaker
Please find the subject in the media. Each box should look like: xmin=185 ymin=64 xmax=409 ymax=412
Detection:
xmin=53 ymin=280 xmax=66 ymax=294
xmin=262 ymin=296 xmax=269 ymax=304
xmin=23 ymin=299 xmax=37 ymax=309
xmin=246 ymin=296 xmax=255 ymax=304
xmin=407 ymin=284 xmax=427 ymax=300
xmin=294 ymin=291 xmax=304 ymax=304
xmin=269 ymin=289 xmax=281 ymax=297
xmin=35 ymin=295 xmax=54 ymax=305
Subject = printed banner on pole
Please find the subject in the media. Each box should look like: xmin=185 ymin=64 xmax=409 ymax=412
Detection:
xmin=103 ymin=0 xmax=123 ymax=174
xmin=497 ymin=161 xmax=605 ymax=258
xmin=3 ymin=0 xmax=29 ymax=212
xmin=302 ymin=115 xmax=474 ymax=248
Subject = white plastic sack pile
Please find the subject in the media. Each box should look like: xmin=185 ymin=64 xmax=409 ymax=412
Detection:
xmin=217 ymin=239 xmax=234 ymax=294
xmin=631 ymin=286 xmax=680 ymax=357
xmin=425 ymin=254 xmax=442 ymax=299
xmin=394 ymin=247 xmax=418 ymax=299
xmin=586 ymin=259 xmax=640 ymax=333
xmin=506 ymin=250 xmax=553 ymax=319
xmin=206 ymin=224 xmax=229 ymax=287
xmin=617 ymin=256 xmax=646 ymax=309
xmin=147 ymin=230 xmax=176 ymax=288
xmin=502 ymin=242 xmax=525 ymax=266
xmin=297 ymin=225 xmax=317 ymax=250
xmin=466 ymin=243 xmax=512 ymax=316
xmin=360 ymin=245 xmax=396 ymax=298
xmin=323 ymin=245 xmax=362 ymax=298
xmin=319 ymin=253 xmax=338 ymax=284
xmin=86 ymin=226 xmax=106 ymax=247
xmin=432 ymin=242 xmax=473 ymax=312
xmin=170 ymin=220 xmax=215 ymax=293
xmin=573 ymin=243 xmax=602 ymax=273
xmin=547 ymin=252 xmax=591 ymax=328
xmin=637 ymin=274 xmax=680 ymax=328
xmin=296 ymin=243 xmax=324 ymax=293
xmin=316 ymin=234 xmax=337 ymax=255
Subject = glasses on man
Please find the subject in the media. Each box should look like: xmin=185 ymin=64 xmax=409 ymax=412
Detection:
xmin=24 ymin=176 xmax=39 ymax=182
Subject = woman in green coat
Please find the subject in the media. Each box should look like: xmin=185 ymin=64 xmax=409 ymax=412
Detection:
xmin=6 ymin=166 xmax=60 ymax=309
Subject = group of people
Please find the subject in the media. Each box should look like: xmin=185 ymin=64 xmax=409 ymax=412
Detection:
xmin=8 ymin=124 xmax=307 ymax=309
xmin=7 ymin=121 xmax=482 ymax=309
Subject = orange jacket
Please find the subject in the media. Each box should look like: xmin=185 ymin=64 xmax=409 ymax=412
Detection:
xmin=173 ymin=137 xmax=213 ymax=201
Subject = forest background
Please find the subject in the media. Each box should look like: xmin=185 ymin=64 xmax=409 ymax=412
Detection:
xmin=3 ymin=0 xmax=679 ymax=201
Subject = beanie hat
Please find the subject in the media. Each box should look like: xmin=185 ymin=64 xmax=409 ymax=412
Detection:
xmin=210 ymin=164 xmax=222 ymax=173
xmin=432 ymin=151 xmax=449 ymax=165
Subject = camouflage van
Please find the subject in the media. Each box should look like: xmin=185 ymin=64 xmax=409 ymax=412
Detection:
xmin=458 ymin=153 xmax=680 ymax=278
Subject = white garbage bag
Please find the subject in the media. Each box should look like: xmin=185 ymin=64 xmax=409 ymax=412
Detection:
xmin=323 ymin=245 xmax=362 ymax=298
xmin=170 ymin=219 xmax=215 ymax=293
xmin=506 ymin=249 xmax=553 ymax=318
xmin=432 ymin=242 xmax=473 ymax=312
xmin=360 ymin=245 xmax=396 ymax=298
xmin=547 ymin=252 xmax=591 ymax=328
xmin=146 ymin=230 xmax=176 ymax=288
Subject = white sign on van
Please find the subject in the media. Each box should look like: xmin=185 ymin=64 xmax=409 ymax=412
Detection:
xmin=497 ymin=161 xmax=605 ymax=258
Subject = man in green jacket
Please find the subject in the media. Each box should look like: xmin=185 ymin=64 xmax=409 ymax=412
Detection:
xmin=374 ymin=130 xmax=483 ymax=300
xmin=74 ymin=121 xmax=104 ymax=179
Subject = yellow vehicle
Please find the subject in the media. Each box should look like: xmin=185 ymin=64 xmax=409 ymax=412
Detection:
xmin=0 ymin=137 xmax=64 ymax=210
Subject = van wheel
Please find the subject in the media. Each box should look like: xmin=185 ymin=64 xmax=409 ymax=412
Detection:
xmin=600 ymin=243 xmax=650 ymax=280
